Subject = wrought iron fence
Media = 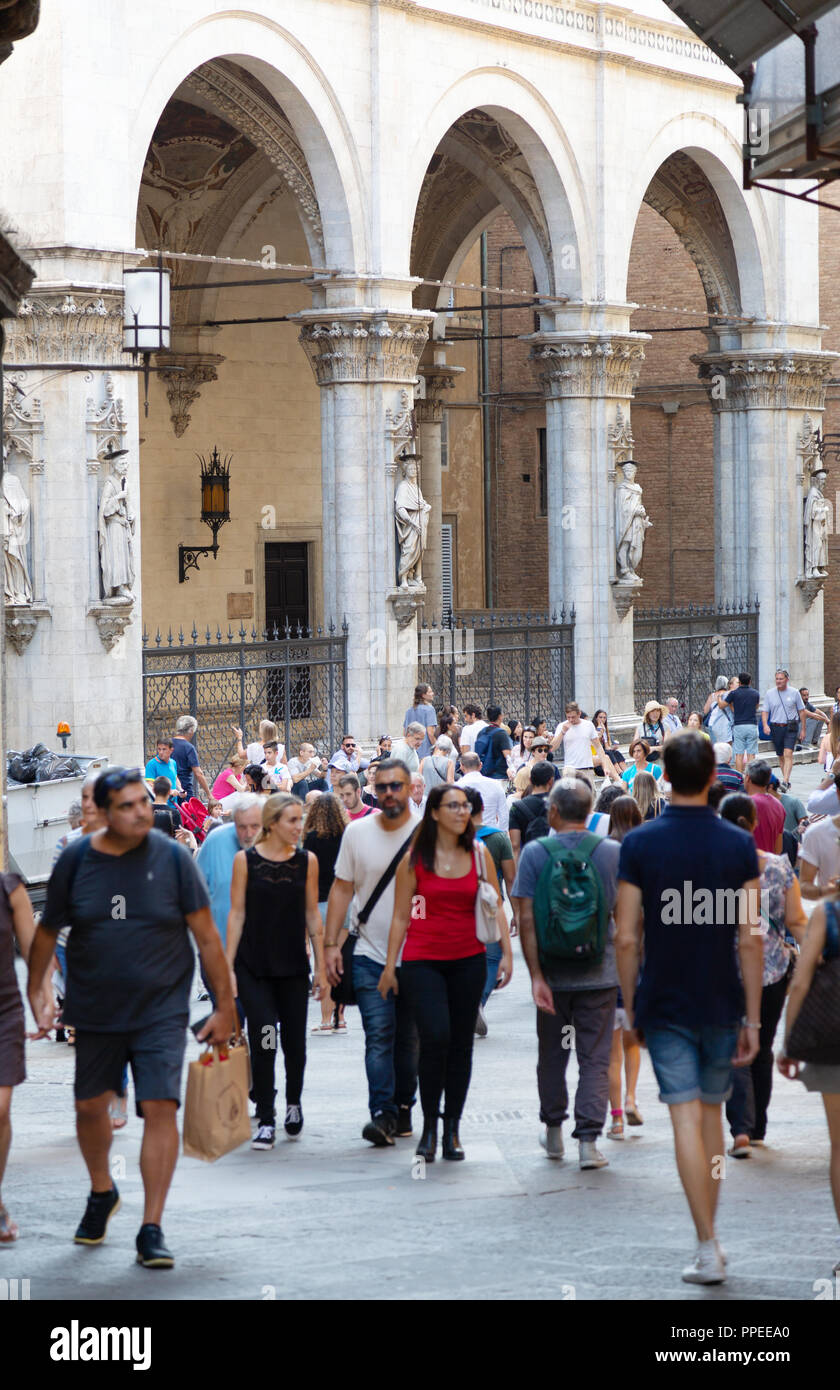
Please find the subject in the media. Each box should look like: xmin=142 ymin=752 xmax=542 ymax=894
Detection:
xmin=142 ymin=621 xmax=348 ymax=782
xmin=633 ymin=600 xmax=759 ymax=720
xmin=417 ymin=608 xmax=575 ymax=725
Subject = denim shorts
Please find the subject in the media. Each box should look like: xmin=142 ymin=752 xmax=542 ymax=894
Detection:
xmin=644 ymin=1023 xmax=738 ymax=1105
xmin=732 ymin=723 xmax=759 ymax=757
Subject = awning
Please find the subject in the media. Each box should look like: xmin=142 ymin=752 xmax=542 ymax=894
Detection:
xmin=662 ymin=0 xmax=839 ymax=75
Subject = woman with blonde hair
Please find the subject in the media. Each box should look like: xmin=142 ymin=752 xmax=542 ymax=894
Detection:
xmin=232 ymin=719 xmax=287 ymax=766
xmin=211 ymin=752 xmax=248 ymax=802
xmin=818 ymin=711 xmax=840 ymax=775
xmin=303 ymin=794 xmax=350 ymax=1033
xmin=227 ymin=793 xmax=326 ymax=1149
xmin=632 ymin=769 xmax=663 ymax=821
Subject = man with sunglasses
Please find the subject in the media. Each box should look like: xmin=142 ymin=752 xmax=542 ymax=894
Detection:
xmin=27 ymin=767 xmax=235 ymax=1270
xmin=327 ymin=734 xmax=369 ymax=789
xmin=324 ymin=759 xmax=419 ymax=1147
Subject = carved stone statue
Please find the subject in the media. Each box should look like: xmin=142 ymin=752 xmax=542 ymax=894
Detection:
xmin=2 ymin=468 xmax=33 ymax=606
xmin=804 ymin=469 xmax=830 ymax=578
xmin=615 ymin=461 xmax=652 ymax=582
xmin=98 ymin=457 xmax=135 ymax=601
xmin=395 ymin=455 xmax=430 ymax=590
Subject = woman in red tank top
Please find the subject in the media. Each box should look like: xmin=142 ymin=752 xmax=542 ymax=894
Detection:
xmin=378 ymin=784 xmax=511 ymax=1162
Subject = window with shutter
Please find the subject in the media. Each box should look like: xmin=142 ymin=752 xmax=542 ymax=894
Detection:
xmin=441 ymin=522 xmax=454 ymax=621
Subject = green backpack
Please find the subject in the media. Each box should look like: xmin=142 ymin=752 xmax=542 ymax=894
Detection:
xmin=532 ymin=834 xmax=608 ymax=967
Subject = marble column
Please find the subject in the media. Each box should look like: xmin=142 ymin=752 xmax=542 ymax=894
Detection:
xmin=415 ymin=356 xmax=463 ymax=622
xmin=694 ymin=332 xmax=838 ymax=694
xmin=529 ymin=315 xmax=647 ymax=723
xmin=296 ymin=293 xmax=435 ymax=739
xmin=2 ymin=247 xmax=145 ymax=761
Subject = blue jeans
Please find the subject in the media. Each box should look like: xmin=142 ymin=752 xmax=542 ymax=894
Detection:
xmin=481 ymin=942 xmax=503 ymax=1007
xmin=645 ymin=1022 xmax=738 ymax=1105
xmin=352 ymin=953 xmax=418 ymax=1120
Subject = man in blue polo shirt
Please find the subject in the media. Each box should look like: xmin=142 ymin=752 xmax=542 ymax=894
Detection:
xmin=615 ymin=730 xmax=762 ymax=1287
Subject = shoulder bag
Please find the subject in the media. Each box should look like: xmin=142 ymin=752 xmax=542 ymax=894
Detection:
xmin=473 ymin=845 xmax=501 ymax=944
xmin=787 ymin=901 xmax=840 ymax=1063
xmin=330 ymin=832 xmax=414 ymax=1007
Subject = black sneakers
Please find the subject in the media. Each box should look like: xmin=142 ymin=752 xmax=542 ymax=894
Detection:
xmin=73 ymin=1185 xmax=121 ymax=1245
xmin=136 ymin=1223 xmax=174 ymax=1269
xmin=284 ymin=1104 xmax=303 ymax=1137
xmin=362 ymin=1113 xmax=396 ymax=1147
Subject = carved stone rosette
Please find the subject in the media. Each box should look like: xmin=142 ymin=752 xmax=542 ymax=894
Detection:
xmin=694 ymin=351 xmax=839 ymax=412
xmin=157 ymin=354 xmax=224 ymax=437
xmin=530 ymin=335 xmax=646 ymax=400
xmin=4 ymin=290 xmax=125 ymax=365
xmin=87 ymin=600 xmax=133 ymax=652
xmin=5 ymin=603 xmax=49 ymax=654
xmin=297 ymin=311 xmax=434 ymax=387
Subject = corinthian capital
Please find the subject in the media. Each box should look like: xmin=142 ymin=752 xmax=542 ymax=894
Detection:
xmin=694 ymin=350 xmax=839 ymax=412
xmin=530 ymin=334 xmax=646 ymax=400
xmin=296 ymin=309 xmax=434 ymax=387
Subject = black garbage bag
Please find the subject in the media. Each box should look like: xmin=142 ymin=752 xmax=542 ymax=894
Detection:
xmin=35 ymin=754 xmax=82 ymax=781
xmin=7 ymin=743 xmax=48 ymax=784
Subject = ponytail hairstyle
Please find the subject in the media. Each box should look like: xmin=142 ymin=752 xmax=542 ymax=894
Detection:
xmin=257 ymin=792 xmax=299 ymax=843
xmin=718 ymin=792 xmax=758 ymax=837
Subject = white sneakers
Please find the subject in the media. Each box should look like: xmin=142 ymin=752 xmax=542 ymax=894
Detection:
xmin=682 ymin=1239 xmax=726 ymax=1285
xmin=539 ymin=1125 xmax=565 ymax=1159
xmin=579 ymin=1141 xmax=609 ymax=1170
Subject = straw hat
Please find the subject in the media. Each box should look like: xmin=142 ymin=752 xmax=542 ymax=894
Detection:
xmin=643 ymin=700 xmax=664 ymax=720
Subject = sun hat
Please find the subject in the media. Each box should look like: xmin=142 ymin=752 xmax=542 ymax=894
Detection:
xmin=643 ymin=700 xmax=663 ymax=719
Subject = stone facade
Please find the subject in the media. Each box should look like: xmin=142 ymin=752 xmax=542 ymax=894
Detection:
xmin=0 ymin=0 xmax=830 ymax=759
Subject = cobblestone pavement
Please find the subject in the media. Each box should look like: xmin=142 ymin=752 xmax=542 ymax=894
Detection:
xmin=3 ymin=762 xmax=837 ymax=1302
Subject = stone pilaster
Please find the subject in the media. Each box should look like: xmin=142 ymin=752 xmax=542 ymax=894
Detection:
xmin=529 ymin=328 xmax=647 ymax=720
xmin=416 ymin=358 xmax=463 ymax=620
xmin=694 ymin=342 xmax=838 ymax=694
xmin=296 ymin=301 xmax=434 ymax=739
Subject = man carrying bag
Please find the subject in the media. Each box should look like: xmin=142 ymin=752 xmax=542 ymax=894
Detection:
xmin=324 ymin=759 xmax=418 ymax=1148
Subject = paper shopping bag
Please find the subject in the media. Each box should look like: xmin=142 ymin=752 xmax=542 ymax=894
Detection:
xmin=182 ymin=1040 xmax=252 ymax=1161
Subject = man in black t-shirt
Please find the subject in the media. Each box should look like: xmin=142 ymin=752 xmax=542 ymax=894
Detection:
xmin=508 ymin=761 xmax=555 ymax=865
xmin=28 ymin=768 xmax=234 ymax=1270
xmin=474 ymin=705 xmax=513 ymax=780
xmin=723 ymin=672 xmax=761 ymax=773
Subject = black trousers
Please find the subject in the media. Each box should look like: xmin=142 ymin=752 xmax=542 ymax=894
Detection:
xmin=399 ymin=954 xmax=486 ymax=1124
xmin=236 ymin=961 xmax=309 ymax=1125
xmin=726 ymin=970 xmax=790 ymax=1140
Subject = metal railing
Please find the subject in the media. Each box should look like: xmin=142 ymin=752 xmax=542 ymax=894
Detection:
xmin=633 ymin=600 xmax=759 ymax=719
xmin=142 ymin=621 xmax=348 ymax=781
xmin=418 ymin=607 xmax=575 ymax=724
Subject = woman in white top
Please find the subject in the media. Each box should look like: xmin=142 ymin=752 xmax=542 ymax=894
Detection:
xmin=232 ymin=720 xmax=287 ymax=766
xmin=508 ymin=726 xmax=536 ymax=777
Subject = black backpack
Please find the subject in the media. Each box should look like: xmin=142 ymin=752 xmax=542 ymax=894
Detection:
xmin=520 ymin=795 xmax=550 ymax=845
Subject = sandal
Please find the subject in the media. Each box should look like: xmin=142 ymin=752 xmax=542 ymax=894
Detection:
xmin=607 ymin=1109 xmax=624 ymax=1140
xmin=625 ymin=1099 xmax=643 ymax=1126
xmin=0 ymin=1204 xmax=19 ymax=1243
xmin=311 ymin=1022 xmax=335 ymax=1033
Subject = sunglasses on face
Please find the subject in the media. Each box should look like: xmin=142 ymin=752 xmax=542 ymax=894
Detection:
xmin=376 ymin=780 xmax=406 ymax=793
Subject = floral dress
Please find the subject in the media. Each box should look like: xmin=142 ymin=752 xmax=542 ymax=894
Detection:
xmin=758 ymin=853 xmax=797 ymax=986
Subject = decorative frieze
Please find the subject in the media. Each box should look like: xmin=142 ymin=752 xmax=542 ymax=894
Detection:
xmin=157 ymin=354 xmax=224 ymax=437
xmin=298 ymin=311 xmax=433 ymax=387
xmin=531 ymin=335 xmax=646 ymax=400
xmin=695 ymin=351 xmax=838 ymax=412
xmin=4 ymin=290 xmax=125 ymax=365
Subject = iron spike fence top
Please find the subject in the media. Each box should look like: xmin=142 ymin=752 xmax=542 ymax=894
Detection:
xmin=227 ymin=627 xmax=234 ymax=643
xmin=239 ymin=623 xmax=246 ymax=640
xmin=142 ymin=626 xmax=148 ymax=647
xmin=191 ymin=624 xmax=198 ymax=644
xmin=205 ymin=626 xmax=212 ymax=643
xmin=167 ymin=627 xmax=173 ymax=646
xmin=155 ymin=629 xmax=162 ymax=647
xmin=178 ymin=627 xmax=184 ymax=645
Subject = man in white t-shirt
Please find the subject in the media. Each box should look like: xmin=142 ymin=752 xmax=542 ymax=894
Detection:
xmin=550 ymin=702 xmax=620 ymax=785
xmin=458 ymin=702 xmax=487 ymax=755
xmin=799 ymin=815 xmax=840 ymax=901
xmin=324 ymin=759 xmax=418 ymax=1148
xmin=760 ymin=669 xmax=806 ymax=791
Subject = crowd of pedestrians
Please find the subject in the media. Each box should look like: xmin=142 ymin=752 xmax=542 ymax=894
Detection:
xmin=1 ymin=674 xmax=839 ymax=1289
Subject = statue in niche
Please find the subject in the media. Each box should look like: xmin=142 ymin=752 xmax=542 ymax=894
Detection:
xmin=804 ymin=468 xmax=830 ymax=578
xmin=98 ymin=456 xmax=136 ymax=601
xmin=2 ymin=462 xmax=33 ymax=606
xmin=395 ymin=455 xmax=430 ymax=590
xmin=615 ymin=460 xmax=652 ymax=582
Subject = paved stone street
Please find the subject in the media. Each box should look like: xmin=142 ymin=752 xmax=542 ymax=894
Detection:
xmin=3 ymin=763 xmax=837 ymax=1303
